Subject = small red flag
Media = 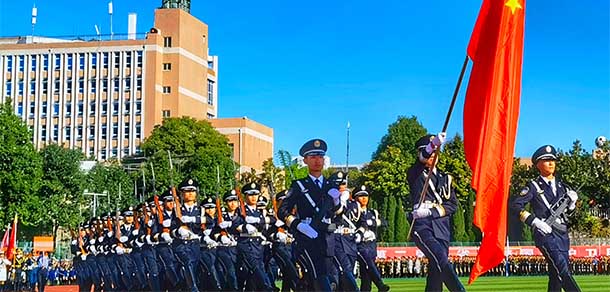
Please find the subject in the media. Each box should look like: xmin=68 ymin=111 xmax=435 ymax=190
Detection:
xmin=6 ymin=214 xmax=18 ymax=260
xmin=463 ymin=0 xmax=525 ymax=284
xmin=0 ymin=226 xmax=9 ymax=252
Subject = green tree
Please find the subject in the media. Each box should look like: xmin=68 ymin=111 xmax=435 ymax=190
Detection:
xmin=85 ymin=161 xmax=136 ymax=217
xmin=140 ymin=117 xmax=236 ymax=196
xmin=394 ymin=201 xmax=409 ymax=242
xmin=372 ymin=115 xmax=427 ymax=161
xmin=451 ymin=203 xmax=467 ymax=242
xmin=381 ymin=196 xmax=397 ymax=242
xmin=0 ymin=99 xmax=43 ymax=227
xmin=38 ymin=144 xmax=87 ymax=237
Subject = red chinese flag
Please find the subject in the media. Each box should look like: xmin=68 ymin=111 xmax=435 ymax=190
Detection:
xmin=464 ymin=0 xmax=525 ymax=284
xmin=6 ymin=214 xmax=18 ymax=260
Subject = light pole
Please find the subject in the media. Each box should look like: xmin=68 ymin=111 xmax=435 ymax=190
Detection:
xmin=83 ymin=190 xmax=108 ymax=217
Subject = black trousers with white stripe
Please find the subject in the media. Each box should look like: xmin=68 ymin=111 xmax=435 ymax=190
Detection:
xmin=413 ymin=230 xmax=464 ymax=292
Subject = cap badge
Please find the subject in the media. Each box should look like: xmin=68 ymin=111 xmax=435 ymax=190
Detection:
xmin=231 ymin=190 xmax=236 ymax=195
xmin=251 ymin=183 xmax=256 ymax=188
xmin=545 ymin=146 xmax=551 ymax=153
xmin=338 ymin=172 xmax=343 ymax=178
xmin=361 ymin=185 xmax=366 ymax=191
xmin=188 ymin=179 xmax=193 ymax=185
xmin=314 ymin=140 xmax=321 ymax=148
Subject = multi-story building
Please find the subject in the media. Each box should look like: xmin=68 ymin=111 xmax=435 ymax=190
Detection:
xmin=0 ymin=1 xmax=273 ymax=170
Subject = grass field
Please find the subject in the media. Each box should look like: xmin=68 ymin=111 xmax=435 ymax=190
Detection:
xmin=368 ymin=275 xmax=610 ymax=291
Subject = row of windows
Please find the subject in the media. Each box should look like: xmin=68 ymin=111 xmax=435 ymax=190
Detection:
xmin=37 ymin=123 xmax=142 ymax=141
xmin=4 ymin=77 xmax=143 ymax=96
xmin=2 ymin=51 xmax=143 ymax=73
xmin=16 ymin=100 xmax=142 ymax=117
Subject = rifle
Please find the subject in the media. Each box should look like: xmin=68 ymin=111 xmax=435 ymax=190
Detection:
xmin=167 ymin=150 xmax=183 ymax=221
xmin=267 ymin=175 xmax=285 ymax=234
xmin=148 ymin=162 xmax=157 ymax=236
xmin=216 ymin=166 xmax=227 ymax=236
xmin=232 ymin=160 xmax=246 ymax=217
xmin=544 ymin=183 xmax=583 ymax=232
xmin=154 ymin=195 xmax=169 ymax=233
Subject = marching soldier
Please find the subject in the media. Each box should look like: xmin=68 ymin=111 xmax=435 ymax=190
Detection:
xmin=510 ymin=145 xmax=581 ymax=292
xmin=129 ymin=204 xmax=148 ymax=291
xmin=137 ymin=199 xmax=162 ymax=292
xmin=156 ymin=190 xmax=179 ymax=290
xmin=173 ymin=178 xmax=203 ymax=292
xmin=353 ymin=185 xmax=390 ymax=292
xmin=234 ymin=182 xmax=273 ymax=291
xmin=329 ymin=171 xmax=360 ymax=291
xmin=269 ymin=191 xmax=299 ymax=292
xmin=408 ymin=133 xmax=465 ymax=292
xmin=216 ymin=190 xmax=240 ymax=291
xmin=200 ymin=196 xmax=223 ymax=291
xmin=278 ymin=138 xmax=343 ymax=291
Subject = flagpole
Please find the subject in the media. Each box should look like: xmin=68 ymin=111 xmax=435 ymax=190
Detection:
xmin=407 ymin=55 xmax=470 ymax=240
xmin=345 ymin=121 xmax=350 ymax=175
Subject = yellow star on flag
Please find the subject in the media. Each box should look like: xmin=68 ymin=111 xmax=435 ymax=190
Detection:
xmin=505 ymin=0 xmax=523 ymax=14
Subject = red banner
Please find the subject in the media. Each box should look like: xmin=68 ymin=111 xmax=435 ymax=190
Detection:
xmin=377 ymin=245 xmax=610 ymax=259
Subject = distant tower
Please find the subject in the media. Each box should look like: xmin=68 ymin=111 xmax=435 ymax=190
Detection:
xmin=161 ymin=0 xmax=191 ymax=13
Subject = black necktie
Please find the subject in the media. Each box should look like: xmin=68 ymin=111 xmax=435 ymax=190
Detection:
xmin=315 ymin=179 xmax=321 ymax=189
xmin=548 ymin=181 xmax=555 ymax=196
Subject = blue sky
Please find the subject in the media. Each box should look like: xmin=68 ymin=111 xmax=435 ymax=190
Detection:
xmin=1 ymin=1 xmax=608 ymax=165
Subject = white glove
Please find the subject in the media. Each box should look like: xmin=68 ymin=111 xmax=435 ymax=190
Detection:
xmin=116 ymin=246 xmax=125 ymax=255
xmin=135 ymin=239 xmax=145 ymax=248
xmin=412 ymin=208 xmax=432 ymax=219
xmin=275 ymin=220 xmax=285 ymax=228
xmin=567 ymin=190 xmax=578 ymax=210
xmin=340 ymin=190 xmax=350 ymax=203
xmin=433 ymin=132 xmax=447 ymax=147
xmin=218 ymin=221 xmax=232 ymax=229
xmin=220 ymin=235 xmax=231 ymax=245
xmin=145 ymin=235 xmax=155 ymax=245
xmin=276 ymin=232 xmax=288 ymax=243
xmin=296 ymin=222 xmax=318 ymax=239
xmin=162 ymin=219 xmax=171 ymax=228
xmin=204 ymin=236 xmax=216 ymax=245
xmin=328 ymin=188 xmax=341 ymax=205
xmin=328 ymin=188 xmax=341 ymax=200
xmin=532 ymin=218 xmax=552 ymax=235
xmin=178 ymin=227 xmax=190 ymax=239
xmin=245 ymin=216 xmax=261 ymax=224
xmin=355 ymin=232 xmax=362 ymax=243
xmin=161 ymin=232 xmax=172 ymax=243
xmin=132 ymin=229 xmax=139 ymax=236
xmin=181 ymin=216 xmax=195 ymax=223
xmin=425 ymin=132 xmax=447 ymax=154
xmin=147 ymin=220 xmax=154 ymax=227
xmin=107 ymin=231 xmax=114 ymax=237
xmin=245 ymin=224 xmax=257 ymax=235
xmin=364 ymin=230 xmax=376 ymax=241
xmin=80 ymin=255 xmax=87 ymax=261
xmin=97 ymin=237 xmax=104 ymax=243
xmin=119 ymin=236 xmax=128 ymax=243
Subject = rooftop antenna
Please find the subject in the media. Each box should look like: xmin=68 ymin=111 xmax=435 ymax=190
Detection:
xmin=108 ymin=1 xmax=114 ymax=40
xmin=31 ymin=5 xmax=37 ymax=37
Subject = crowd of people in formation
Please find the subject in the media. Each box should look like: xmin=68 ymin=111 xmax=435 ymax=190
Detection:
xmin=373 ymin=255 xmax=610 ymax=278
xmin=69 ymin=138 xmax=391 ymax=292
xmin=0 ymin=248 xmax=76 ymax=292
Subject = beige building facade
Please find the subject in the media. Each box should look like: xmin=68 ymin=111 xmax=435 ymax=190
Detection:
xmin=0 ymin=2 xmax=272 ymax=170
